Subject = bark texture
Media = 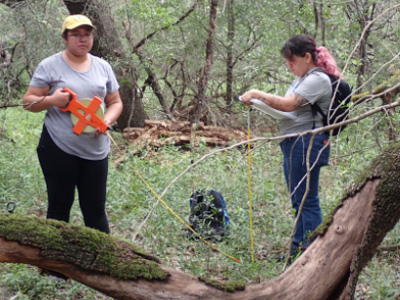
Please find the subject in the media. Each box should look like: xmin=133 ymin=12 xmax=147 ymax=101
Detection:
xmin=1 ymin=142 xmax=400 ymax=300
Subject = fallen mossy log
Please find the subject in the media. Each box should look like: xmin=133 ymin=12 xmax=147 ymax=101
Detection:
xmin=1 ymin=142 xmax=400 ymax=299
xmin=0 ymin=216 xmax=168 ymax=281
xmin=351 ymin=69 xmax=400 ymax=103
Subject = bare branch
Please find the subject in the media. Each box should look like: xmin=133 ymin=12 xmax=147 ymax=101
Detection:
xmin=133 ymin=0 xmax=200 ymax=50
xmin=341 ymin=3 xmax=400 ymax=78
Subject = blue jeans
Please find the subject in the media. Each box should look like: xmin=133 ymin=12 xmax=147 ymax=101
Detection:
xmin=280 ymin=134 xmax=330 ymax=255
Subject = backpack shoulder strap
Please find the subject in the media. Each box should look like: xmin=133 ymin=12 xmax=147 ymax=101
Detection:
xmin=311 ymin=103 xmax=328 ymax=129
xmin=309 ymin=68 xmax=332 ymax=128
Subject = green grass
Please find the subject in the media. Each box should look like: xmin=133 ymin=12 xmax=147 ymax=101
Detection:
xmin=0 ymin=107 xmax=399 ymax=299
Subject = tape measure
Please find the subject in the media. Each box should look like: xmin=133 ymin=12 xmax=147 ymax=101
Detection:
xmin=70 ymin=98 xmax=104 ymax=133
xmin=59 ymin=88 xmax=107 ymax=135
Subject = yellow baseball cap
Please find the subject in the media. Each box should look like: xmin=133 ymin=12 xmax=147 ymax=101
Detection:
xmin=61 ymin=15 xmax=95 ymax=33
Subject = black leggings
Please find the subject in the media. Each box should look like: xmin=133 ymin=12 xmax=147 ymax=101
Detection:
xmin=37 ymin=125 xmax=110 ymax=233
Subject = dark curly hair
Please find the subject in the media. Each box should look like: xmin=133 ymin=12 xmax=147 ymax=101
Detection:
xmin=281 ymin=34 xmax=341 ymax=77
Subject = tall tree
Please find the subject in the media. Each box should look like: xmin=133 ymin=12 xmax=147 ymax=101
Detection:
xmin=193 ymin=0 xmax=219 ymax=124
xmin=345 ymin=1 xmax=376 ymax=90
xmin=225 ymin=0 xmax=235 ymax=106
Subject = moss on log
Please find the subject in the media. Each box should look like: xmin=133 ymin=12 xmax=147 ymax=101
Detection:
xmin=1 ymin=142 xmax=400 ymax=299
xmin=351 ymin=69 xmax=400 ymax=102
xmin=0 ymin=214 xmax=169 ymax=281
xmin=198 ymin=276 xmax=246 ymax=292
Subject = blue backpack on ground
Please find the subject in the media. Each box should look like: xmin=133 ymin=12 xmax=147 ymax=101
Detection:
xmin=188 ymin=189 xmax=230 ymax=240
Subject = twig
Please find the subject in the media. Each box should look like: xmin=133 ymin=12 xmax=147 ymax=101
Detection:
xmin=340 ymin=3 xmax=400 ymax=79
xmin=21 ymin=96 xmax=46 ymax=110
xmin=1 ymin=96 xmax=46 ymax=110
xmin=0 ymin=103 xmax=23 ymax=109
xmin=132 ymin=100 xmax=400 ymax=241
xmin=133 ymin=0 xmax=201 ymax=50
xmin=377 ymin=244 xmax=400 ymax=252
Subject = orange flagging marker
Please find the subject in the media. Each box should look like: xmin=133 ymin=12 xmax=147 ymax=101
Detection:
xmin=59 ymin=88 xmax=108 ymax=135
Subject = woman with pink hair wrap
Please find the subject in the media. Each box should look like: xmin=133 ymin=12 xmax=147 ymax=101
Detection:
xmin=280 ymin=35 xmax=341 ymax=78
xmin=241 ymin=34 xmax=341 ymax=259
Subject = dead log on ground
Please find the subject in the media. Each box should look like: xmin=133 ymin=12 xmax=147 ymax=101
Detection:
xmin=122 ymin=120 xmax=247 ymax=149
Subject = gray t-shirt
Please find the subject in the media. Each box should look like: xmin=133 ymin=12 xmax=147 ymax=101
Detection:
xmin=279 ymin=68 xmax=332 ymax=135
xmin=30 ymin=52 xmax=120 ymax=160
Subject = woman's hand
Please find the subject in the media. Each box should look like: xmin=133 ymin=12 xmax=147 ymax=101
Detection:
xmin=241 ymin=89 xmax=302 ymax=112
xmin=240 ymin=90 xmax=257 ymax=106
xmin=22 ymin=86 xmax=72 ymax=112
xmin=52 ymin=88 xmax=72 ymax=108
xmin=95 ymin=119 xmax=111 ymax=136
xmin=95 ymin=90 xmax=123 ymax=136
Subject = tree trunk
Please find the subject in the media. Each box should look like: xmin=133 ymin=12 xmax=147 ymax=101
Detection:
xmin=225 ymin=0 xmax=235 ymax=106
xmin=351 ymin=3 xmax=375 ymax=90
xmin=319 ymin=3 xmax=326 ymax=45
xmin=1 ymin=141 xmax=400 ymax=300
xmin=193 ymin=0 xmax=219 ymax=124
xmin=63 ymin=0 xmax=147 ymax=129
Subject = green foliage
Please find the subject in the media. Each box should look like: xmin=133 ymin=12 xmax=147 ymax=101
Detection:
xmin=1 ymin=0 xmax=400 ymax=299
xmin=1 ymin=105 xmax=399 ymax=299
xmin=0 ymin=264 xmax=113 ymax=300
xmin=125 ymin=0 xmax=180 ymax=27
xmin=2 ymin=0 xmax=399 ymax=125
xmin=357 ymin=255 xmax=400 ymax=299
xmin=0 ymin=1 xmax=66 ymax=103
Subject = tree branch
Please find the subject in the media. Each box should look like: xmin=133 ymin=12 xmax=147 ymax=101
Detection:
xmin=1 ymin=139 xmax=400 ymax=299
xmin=133 ymin=0 xmax=200 ymax=50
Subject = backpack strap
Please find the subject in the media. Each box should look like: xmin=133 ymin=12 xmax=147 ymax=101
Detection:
xmin=311 ymin=102 xmax=328 ymax=129
xmin=308 ymin=68 xmax=332 ymax=129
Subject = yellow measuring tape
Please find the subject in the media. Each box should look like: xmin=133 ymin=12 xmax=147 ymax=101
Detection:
xmin=107 ymin=132 xmax=241 ymax=263
xmin=247 ymin=108 xmax=255 ymax=263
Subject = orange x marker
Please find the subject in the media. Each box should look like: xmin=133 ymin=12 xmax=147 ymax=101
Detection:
xmin=59 ymin=88 xmax=108 ymax=135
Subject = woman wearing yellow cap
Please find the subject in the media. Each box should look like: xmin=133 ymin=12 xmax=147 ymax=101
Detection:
xmin=22 ymin=15 xmax=123 ymax=234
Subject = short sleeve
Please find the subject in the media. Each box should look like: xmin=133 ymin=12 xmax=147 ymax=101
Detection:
xmin=96 ymin=57 xmax=119 ymax=94
xmin=29 ymin=63 xmax=51 ymax=88
xmin=295 ymin=73 xmax=331 ymax=105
